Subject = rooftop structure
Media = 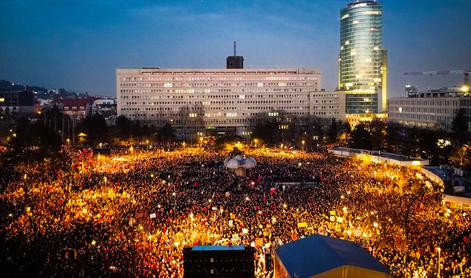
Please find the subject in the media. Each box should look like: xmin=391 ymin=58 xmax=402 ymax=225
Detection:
xmin=274 ymin=234 xmax=390 ymax=278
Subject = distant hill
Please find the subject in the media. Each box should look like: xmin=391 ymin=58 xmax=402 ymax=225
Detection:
xmin=0 ymin=79 xmax=91 ymax=100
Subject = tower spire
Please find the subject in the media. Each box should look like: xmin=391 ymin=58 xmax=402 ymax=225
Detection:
xmin=233 ymin=41 xmax=236 ymax=56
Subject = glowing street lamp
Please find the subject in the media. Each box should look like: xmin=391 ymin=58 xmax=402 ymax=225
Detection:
xmin=461 ymin=85 xmax=470 ymax=94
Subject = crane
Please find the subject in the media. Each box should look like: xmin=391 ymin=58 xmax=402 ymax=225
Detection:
xmin=403 ymin=69 xmax=470 ymax=93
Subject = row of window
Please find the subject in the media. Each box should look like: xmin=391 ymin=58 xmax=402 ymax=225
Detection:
xmin=390 ymin=100 xmax=460 ymax=106
xmin=391 ymin=113 xmax=453 ymax=122
xmin=120 ymin=76 xmax=319 ymax=82
xmin=119 ymin=82 xmax=316 ymax=88
xmin=120 ymin=93 xmax=316 ymax=101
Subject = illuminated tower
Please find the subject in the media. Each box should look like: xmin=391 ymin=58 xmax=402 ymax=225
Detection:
xmin=339 ymin=0 xmax=388 ymax=114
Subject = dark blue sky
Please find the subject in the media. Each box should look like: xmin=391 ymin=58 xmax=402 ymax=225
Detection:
xmin=0 ymin=0 xmax=470 ymax=97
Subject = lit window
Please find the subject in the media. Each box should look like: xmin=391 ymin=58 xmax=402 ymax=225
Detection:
xmin=399 ymin=107 xmax=403 ymax=113
xmin=257 ymin=83 xmax=264 ymax=87
xmin=164 ymin=83 xmax=173 ymax=88
xmin=362 ymin=11 xmax=381 ymax=15
xmin=279 ymin=125 xmax=289 ymax=130
xmin=239 ymin=95 xmax=245 ymax=99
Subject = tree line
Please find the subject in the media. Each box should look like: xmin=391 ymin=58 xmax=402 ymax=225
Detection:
xmin=2 ymin=108 xmax=470 ymax=169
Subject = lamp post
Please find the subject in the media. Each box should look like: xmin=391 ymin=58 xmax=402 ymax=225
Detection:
xmin=437 ymin=247 xmax=441 ymax=278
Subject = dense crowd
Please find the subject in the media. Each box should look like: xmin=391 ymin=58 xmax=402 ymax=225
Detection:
xmin=0 ymin=146 xmax=470 ymax=277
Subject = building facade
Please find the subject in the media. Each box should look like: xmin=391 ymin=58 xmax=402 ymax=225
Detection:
xmin=54 ymin=98 xmax=96 ymax=119
xmin=92 ymin=98 xmax=117 ymax=117
xmin=117 ymin=68 xmax=344 ymax=137
xmin=388 ymin=88 xmax=471 ymax=131
xmin=338 ymin=0 xmax=388 ymax=115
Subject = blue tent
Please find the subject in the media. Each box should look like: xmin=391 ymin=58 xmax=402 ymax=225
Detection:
xmin=274 ymin=234 xmax=390 ymax=278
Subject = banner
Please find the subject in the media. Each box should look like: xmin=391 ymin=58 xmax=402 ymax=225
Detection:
xmin=297 ymin=222 xmax=308 ymax=228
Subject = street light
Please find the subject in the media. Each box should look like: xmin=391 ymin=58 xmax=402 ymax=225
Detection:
xmin=461 ymin=85 xmax=470 ymax=94
xmin=437 ymin=247 xmax=441 ymax=278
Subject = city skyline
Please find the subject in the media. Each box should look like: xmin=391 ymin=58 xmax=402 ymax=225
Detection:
xmin=1 ymin=0 xmax=470 ymax=97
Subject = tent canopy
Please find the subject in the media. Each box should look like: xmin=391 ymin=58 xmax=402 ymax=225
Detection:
xmin=275 ymin=234 xmax=390 ymax=278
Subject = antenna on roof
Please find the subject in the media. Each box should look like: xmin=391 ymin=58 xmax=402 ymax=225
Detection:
xmin=226 ymin=41 xmax=244 ymax=69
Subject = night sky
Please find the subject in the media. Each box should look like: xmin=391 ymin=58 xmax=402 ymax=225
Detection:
xmin=0 ymin=0 xmax=470 ymax=97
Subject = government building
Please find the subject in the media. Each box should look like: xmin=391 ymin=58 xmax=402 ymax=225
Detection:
xmin=117 ymin=65 xmax=345 ymax=138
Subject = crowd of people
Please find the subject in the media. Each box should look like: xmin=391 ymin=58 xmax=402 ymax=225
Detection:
xmin=0 ymin=145 xmax=470 ymax=277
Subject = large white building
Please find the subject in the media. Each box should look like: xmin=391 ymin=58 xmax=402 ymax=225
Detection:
xmin=388 ymin=88 xmax=471 ymax=131
xmin=117 ymin=68 xmax=344 ymax=137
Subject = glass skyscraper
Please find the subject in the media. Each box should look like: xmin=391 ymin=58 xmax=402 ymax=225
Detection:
xmin=339 ymin=0 xmax=388 ymax=115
